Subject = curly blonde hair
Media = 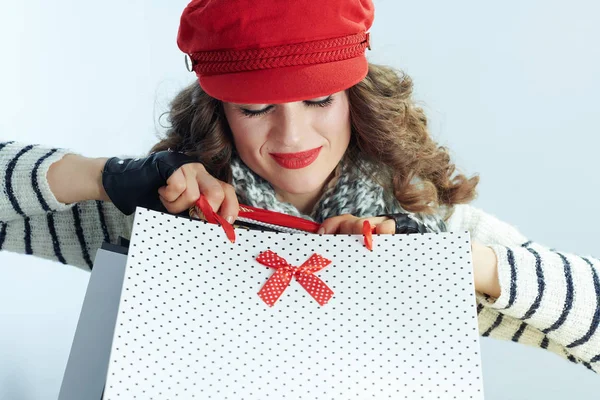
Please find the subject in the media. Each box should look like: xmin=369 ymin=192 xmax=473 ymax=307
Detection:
xmin=150 ymin=63 xmax=479 ymax=219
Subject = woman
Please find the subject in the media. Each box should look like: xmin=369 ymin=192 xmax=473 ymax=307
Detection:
xmin=1 ymin=0 xmax=599 ymax=375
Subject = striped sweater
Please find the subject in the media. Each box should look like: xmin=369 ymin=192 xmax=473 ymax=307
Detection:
xmin=1 ymin=140 xmax=599 ymax=375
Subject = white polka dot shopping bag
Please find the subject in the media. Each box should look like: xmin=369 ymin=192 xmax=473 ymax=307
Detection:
xmin=102 ymin=207 xmax=485 ymax=399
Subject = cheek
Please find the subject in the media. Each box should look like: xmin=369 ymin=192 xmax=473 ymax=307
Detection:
xmin=226 ymin=114 xmax=265 ymax=155
xmin=232 ymin=132 xmax=264 ymax=161
xmin=320 ymin=103 xmax=351 ymax=144
xmin=230 ymin=127 xmax=250 ymax=149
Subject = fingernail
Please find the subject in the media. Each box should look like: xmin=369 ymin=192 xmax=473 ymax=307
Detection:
xmin=226 ymin=216 xmax=234 ymax=224
xmin=317 ymin=227 xmax=325 ymax=235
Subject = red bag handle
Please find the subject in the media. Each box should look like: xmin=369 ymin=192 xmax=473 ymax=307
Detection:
xmin=193 ymin=194 xmax=374 ymax=250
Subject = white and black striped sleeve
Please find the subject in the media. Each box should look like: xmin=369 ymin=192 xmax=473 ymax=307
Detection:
xmin=0 ymin=141 xmax=78 ymax=221
xmin=447 ymin=203 xmax=600 ymax=371
xmin=0 ymin=141 xmax=134 ymax=270
xmin=0 ymin=200 xmax=134 ymax=270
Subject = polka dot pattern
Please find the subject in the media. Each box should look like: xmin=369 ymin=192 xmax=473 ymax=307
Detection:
xmin=103 ymin=207 xmax=485 ymax=399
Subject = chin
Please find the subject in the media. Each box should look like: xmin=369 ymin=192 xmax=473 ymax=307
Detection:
xmin=268 ymin=166 xmax=332 ymax=195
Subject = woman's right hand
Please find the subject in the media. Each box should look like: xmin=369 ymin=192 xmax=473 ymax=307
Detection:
xmin=157 ymin=162 xmax=238 ymax=222
xmin=101 ymin=149 xmax=238 ymax=222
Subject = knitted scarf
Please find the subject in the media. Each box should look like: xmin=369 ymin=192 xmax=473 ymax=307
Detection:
xmin=229 ymin=155 xmax=448 ymax=233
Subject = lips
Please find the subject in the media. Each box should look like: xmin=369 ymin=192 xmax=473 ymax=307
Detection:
xmin=270 ymin=146 xmax=322 ymax=169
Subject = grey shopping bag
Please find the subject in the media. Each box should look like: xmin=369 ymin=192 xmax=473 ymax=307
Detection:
xmin=57 ymin=238 xmax=130 ymax=400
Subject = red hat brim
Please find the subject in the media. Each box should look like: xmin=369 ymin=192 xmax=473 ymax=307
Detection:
xmin=197 ymin=56 xmax=368 ymax=104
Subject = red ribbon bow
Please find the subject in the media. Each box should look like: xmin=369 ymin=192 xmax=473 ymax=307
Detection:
xmin=256 ymin=250 xmax=334 ymax=307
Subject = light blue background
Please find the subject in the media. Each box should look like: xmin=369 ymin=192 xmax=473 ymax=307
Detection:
xmin=1 ymin=1 xmax=599 ymax=399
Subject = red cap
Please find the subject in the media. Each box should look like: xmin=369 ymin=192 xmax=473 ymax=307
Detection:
xmin=177 ymin=0 xmax=374 ymax=104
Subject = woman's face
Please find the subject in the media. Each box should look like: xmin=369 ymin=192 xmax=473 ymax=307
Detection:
xmin=223 ymin=90 xmax=351 ymax=200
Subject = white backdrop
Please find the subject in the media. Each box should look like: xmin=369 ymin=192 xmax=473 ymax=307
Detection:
xmin=1 ymin=1 xmax=599 ymax=399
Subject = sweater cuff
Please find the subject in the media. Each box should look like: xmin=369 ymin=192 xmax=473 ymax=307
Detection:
xmin=482 ymin=244 xmax=557 ymax=322
xmin=482 ymin=244 xmax=600 ymax=350
xmin=480 ymin=245 xmax=518 ymax=308
xmin=37 ymin=147 xmax=78 ymax=212
xmin=2 ymin=142 xmax=76 ymax=220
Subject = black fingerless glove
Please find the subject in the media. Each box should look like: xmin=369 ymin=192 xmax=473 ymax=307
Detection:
xmin=377 ymin=212 xmax=430 ymax=234
xmin=101 ymin=150 xmax=199 ymax=215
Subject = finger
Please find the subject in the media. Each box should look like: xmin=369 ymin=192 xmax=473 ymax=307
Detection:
xmin=353 ymin=218 xmax=374 ymax=235
xmin=173 ymin=166 xmax=201 ymax=212
xmin=194 ymin=165 xmax=225 ymax=213
xmin=217 ymin=182 xmax=239 ymax=223
xmin=159 ymin=168 xmax=186 ymax=202
xmin=375 ymin=219 xmax=395 ymax=234
xmin=159 ymin=166 xmax=200 ymax=214
xmin=318 ymin=214 xmax=352 ymax=234
xmin=319 ymin=215 xmax=389 ymax=234
xmin=339 ymin=218 xmax=359 ymax=234
xmin=350 ymin=217 xmax=389 ymax=235
xmin=158 ymin=193 xmax=186 ymax=214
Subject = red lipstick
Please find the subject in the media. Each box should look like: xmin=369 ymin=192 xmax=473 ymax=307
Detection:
xmin=270 ymin=146 xmax=322 ymax=169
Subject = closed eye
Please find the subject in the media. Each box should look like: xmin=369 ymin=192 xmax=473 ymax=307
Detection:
xmin=239 ymin=95 xmax=334 ymax=118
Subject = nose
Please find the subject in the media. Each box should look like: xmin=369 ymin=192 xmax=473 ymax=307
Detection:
xmin=270 ymin=104 xmax=310 ymax=148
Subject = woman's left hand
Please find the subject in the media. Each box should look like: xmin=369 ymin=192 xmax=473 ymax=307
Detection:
xmin=317 ymin=214 xmax=395 ymax=235
xmin=318 ymin=214 xmax=501 ymax=298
